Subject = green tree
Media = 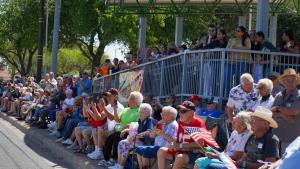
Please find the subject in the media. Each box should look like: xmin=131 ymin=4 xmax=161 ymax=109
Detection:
xmin=0 ymin=0 xmax=39 ymax=76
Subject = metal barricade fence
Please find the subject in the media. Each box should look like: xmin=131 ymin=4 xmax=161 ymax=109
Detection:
xmin=93 ymin=49 xmax=300 ymax=101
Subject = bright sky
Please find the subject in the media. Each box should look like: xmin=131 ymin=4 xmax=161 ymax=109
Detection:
xmin=104 ymin=42 xmax=129 ymax=61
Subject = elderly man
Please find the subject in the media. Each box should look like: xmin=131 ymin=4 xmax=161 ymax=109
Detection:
xmin=236 ymin=106 xmax=280 ymax=169
xmin=226 ymin=73 xmax=258 ymax=122
xmin=271 ymin=68 xmax=300 ymax=153
xmin=157 ymin=101 xmax=206 ymax=169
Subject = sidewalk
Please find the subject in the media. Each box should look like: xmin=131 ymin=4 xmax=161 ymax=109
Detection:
xmin=0 ymin=112 xmax=102 ymax=169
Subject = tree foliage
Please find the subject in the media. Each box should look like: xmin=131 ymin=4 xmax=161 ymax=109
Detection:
xmin=0 ymin=0 xmax=39 ymax=76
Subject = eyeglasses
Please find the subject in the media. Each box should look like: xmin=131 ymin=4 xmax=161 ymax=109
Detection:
xmin=179 ymin=109 xmax=190 ymax=114
xmin=208 ymin=29 xmax=215 ymax=32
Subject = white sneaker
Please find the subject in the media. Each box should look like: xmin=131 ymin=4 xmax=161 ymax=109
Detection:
xmin=55 ymin=137 xmax=64 ymax=143
xmin=47 ymin=121 xmax=56 ymax=129
xmin=108 ymin=164 xmax=119 ymax=169
xmin=87 ymin=150 xmax=103 ymax=160
xmin=62 ymin=139 xmax=73 ymax=145
xmin=67 ymin=143 xmax=78 ymax=150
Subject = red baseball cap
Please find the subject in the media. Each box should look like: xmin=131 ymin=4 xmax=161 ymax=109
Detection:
xmin=189 ymin=95 xmax=201 ymax=102
xmin=105 ymin=88 xmax=118 ymax=96
xmin=177 ymin=101 xmax=196 ymax=111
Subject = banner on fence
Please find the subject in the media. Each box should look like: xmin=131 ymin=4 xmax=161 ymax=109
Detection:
xmin=118 ymin=69 xmax=144 ymax=103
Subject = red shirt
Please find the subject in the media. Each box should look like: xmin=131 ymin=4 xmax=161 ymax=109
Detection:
xmin=177 ymin=117 xmax=206 ymax=144
xmin=88 ymin=107 xmax=107 ymax=128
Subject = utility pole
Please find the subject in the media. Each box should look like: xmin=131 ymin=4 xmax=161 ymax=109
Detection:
xmin=37 ymin=0 xmax=45 ymax=82
xmin=51 ymin=0 xmax=61 ymax=75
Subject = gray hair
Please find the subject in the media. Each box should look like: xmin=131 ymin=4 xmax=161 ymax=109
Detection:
xmin=129 ymin=91 xmax=144 ymax=106
xmin=257 ymin=78 xmax=273 ymax=94
xmin=240 ymin=73 xmax=254 ymax=85
xmin=162 ymin=106 xmax=178 ymax=120
xmin=235 ymin=111 xmax=252 ymax=132
xmin=139 ymin=103 xmax=153 ymax=117
xmin=65 ymin=89 xmax=73 ymax=94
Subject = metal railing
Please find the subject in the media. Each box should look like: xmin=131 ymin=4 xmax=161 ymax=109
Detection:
xmin=93 ymin=48 xmax=300 ymax=101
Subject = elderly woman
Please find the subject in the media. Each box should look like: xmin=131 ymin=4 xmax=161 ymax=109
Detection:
xmin=135 ymin=106 xmax=178 ymax=169
xmin=194 ymin=111 xmax=252 ymax=169
xmin=108 ymin=103 xmax=157 ymax=169
xmin=253 ymin=78 xmax=274 ymax=111
xmin=98 ymin=91 xmax=144 ymax=167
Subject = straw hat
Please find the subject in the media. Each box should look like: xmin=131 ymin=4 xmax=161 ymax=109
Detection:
xmin=250 ymin=106 xmax=278 ymax=128
xmin=278 ymin=68 xmax=300 ymax=85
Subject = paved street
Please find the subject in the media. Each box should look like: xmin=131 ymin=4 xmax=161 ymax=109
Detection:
xmin=0 ymin=118 xmax=69 ymax=169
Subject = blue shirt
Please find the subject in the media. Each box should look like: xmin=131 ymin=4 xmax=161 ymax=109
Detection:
xmin=197 ymin=109 xmax=221 ymax=118
xmin=278 ymin=136 xmax=300 ymax=169
xmin=77 ymin=79 xmax=91 ymax=95
xmin=155 ymin=120 xmax=178 ymax=147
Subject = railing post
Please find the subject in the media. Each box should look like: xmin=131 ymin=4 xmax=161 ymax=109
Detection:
xmin=180 ymin=52 xmax=188 ymax=103
xmin=198 ymin=52 xmax=203 ymax=96
xmin=270 ymin=54 xmax=274 ymax=75
xmin=159 ymin=61 xmax=165 ymax=98
xmin=219 ymin=49 xmax=226 ymax=99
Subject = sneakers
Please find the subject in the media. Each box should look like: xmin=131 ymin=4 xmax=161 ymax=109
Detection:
xmin=87 ymin=150 xmax=104 ymax=160
xmin=62 ymin=139 xmax=73 ymax=145
xmin=67 ymin=143 xmax=79 ymax=150
xmin=98 ymin=159 xmax=115 ymax=167
xmin=47 ymin=121 xmax=56 ymax=130
xmin=49 ymin=130 xmax=60 ymax=138
xmin=56 ymin=137 xmax=64 ymax=143
xmin=85 ymin=145 xmax=94 ymax=154
xmin=108 ymin=164 xmax=123 ymax=169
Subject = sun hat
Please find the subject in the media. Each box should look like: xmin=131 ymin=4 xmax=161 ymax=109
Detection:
xmin=278 ymin=68 xmax=300 ymax=85
xmin=250 ymin=106 xmax=278 ymax=128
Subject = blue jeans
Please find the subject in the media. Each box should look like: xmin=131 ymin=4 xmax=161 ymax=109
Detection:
xmin=206 ymin=163 xmax=228 ymax=169
xmin=62 ymin=118 xmax=81 ymax=139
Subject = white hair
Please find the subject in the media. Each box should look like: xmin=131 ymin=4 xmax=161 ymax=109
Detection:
xmin=129 ymin=91 xmax=144 ymax=106
xmin=240 ymin=73 xmax=254 ymax=85
xmin=162 ymin=106 xmax=178 ymax=120
xmin=235 ymin=111 xmax=252 ymax=132
xmin=257 ymin=78 xmax=273 ymax=94
xmin=139 ymin=103 xmax=153 ymax=116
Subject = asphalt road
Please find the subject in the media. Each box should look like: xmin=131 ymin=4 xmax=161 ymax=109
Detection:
xmin=0 ymin=118 xmax=68 ymax=169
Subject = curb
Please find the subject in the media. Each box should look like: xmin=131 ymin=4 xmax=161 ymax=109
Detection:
xmin=0 ymin=112 xmax=101 ymax=169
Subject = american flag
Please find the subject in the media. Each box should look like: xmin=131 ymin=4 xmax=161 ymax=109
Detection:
xmin=190 ymin=129 xmax=220 ymax=150
xmin=211 ymin=148 xmax=238 ymax=169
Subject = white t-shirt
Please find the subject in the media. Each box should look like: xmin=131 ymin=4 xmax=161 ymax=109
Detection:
xmin=64 ymin=97 xmax=75 ymax=106
xmin=252 ymin=95 xmax=274 ymax=111
xmin=105 ymin=102 xmax=125 ymax=132
xmin=225 ymin=130 xmax=251 ymax=157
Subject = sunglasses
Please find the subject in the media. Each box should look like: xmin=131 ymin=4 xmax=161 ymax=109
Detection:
xmin=179 ymin=109 xmax=191 ymax=114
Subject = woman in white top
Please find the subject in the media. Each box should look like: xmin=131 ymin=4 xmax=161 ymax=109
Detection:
xmin=194 ymin=111 xmax=252 ymax=169
xmin=252 ymin=78 xmax=274 ymax=111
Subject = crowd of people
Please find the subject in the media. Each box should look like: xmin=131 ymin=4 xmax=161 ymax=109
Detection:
xmin=0 ymin=65 xmax=299 ymax=169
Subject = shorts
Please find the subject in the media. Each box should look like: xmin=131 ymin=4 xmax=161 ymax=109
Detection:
xmin=76 ymin=124 xmax=93 ymax=134
xmin=166 ymin=150 xmax=200 ymax=163
xmin=135 ymin=146 xmax=160 ymax=159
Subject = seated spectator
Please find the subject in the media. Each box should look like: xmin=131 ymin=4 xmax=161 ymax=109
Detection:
xmin=135 ymin=106 xmax=178 ymax=169
xmin=87 ymin=88 xmax=124 ymax=160
xmin=277 ymin=29 xmax=299 ymax=53
xmin=235 ymin=106 xmax=279 ymax=169
xmin=109 ymin=103 xmax=157 ymax=169
xmin=98 ymin=91 xmax=143 ymax=167
xmin=198 ymin=97 xmax=221 ymax=120
xmin=253 ymin=78 xmax=274 ymax=110
xmin=259 ymin=136 xmax=300 ymax=169
xmin=226 ymin=73 xmax=258 ymax=122
xmin=189 ymin=95 xmax=202 ymax=117
xmin=17 ymin=89 xmax=43 ymax=120
xmin=194 ymin=111 xmax=252 ymax=169
xmin=271 ymin=68 xmax=300 ymax=153
xmin=77 ymin=71 xmax=91 ymax=96
xmin=7 ymin=86 xmax=22 ymax=115
xmin=157 ymin=101 xmax=206 ymax=169
xmin=204 ymin=29 xmax=228 ymax=49
xmin=267 ymin=72 xmax=284 ymax=97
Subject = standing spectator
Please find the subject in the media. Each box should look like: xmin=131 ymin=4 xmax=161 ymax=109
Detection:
xmin=167 ymin=43 xmax=179 ymax=56
xmin=77 ymin=71 xmax=91 ymax=96
xmin=271 ymin=68 xmax=300 ymax=153
xmin=256 ymin=31 xmax=277 ymax=52
xmin=157 ymin=101 xmax=206 ymax=169
xmin=189 ymin=95 xmax=202 ymax=117
xmin=236 ymin=106 xmax=279 ymax=169
xmin=277 ymin=29 xmax=299 ymax=53
xmin=111 ymin=58 xmax=120 ymax=73
xmin=159 ymin=44 xmax=167 ymax=57
xmin=226 ymin=73 xmax=258 ymax=122
xmin=225 ymin=26 xmax=252 ymax=95
xmin=253 ymin=78 xmax=274 ymax=110
xmin=204 ymin=29 xmax=228 ymax=49
xmin=198 ymin=24 xmax=217 ymax=48
xmin=118 ymin=60 xmax=128 ymax=71
xmin=250 ymin=29 xmax=260 ymax=50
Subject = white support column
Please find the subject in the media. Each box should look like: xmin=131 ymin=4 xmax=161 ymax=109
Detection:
xmin=256 ymin=0 xmax=269 ymax=39
xmin=269 ymin=15 xmax=277 ymax=46
xmin=175 ymin=16 xmax=183 ymax=46
xmin=238 ymin=16 xmax=247 ymax=27
xmin=138 ymin=16 xmax=147 ymax=50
